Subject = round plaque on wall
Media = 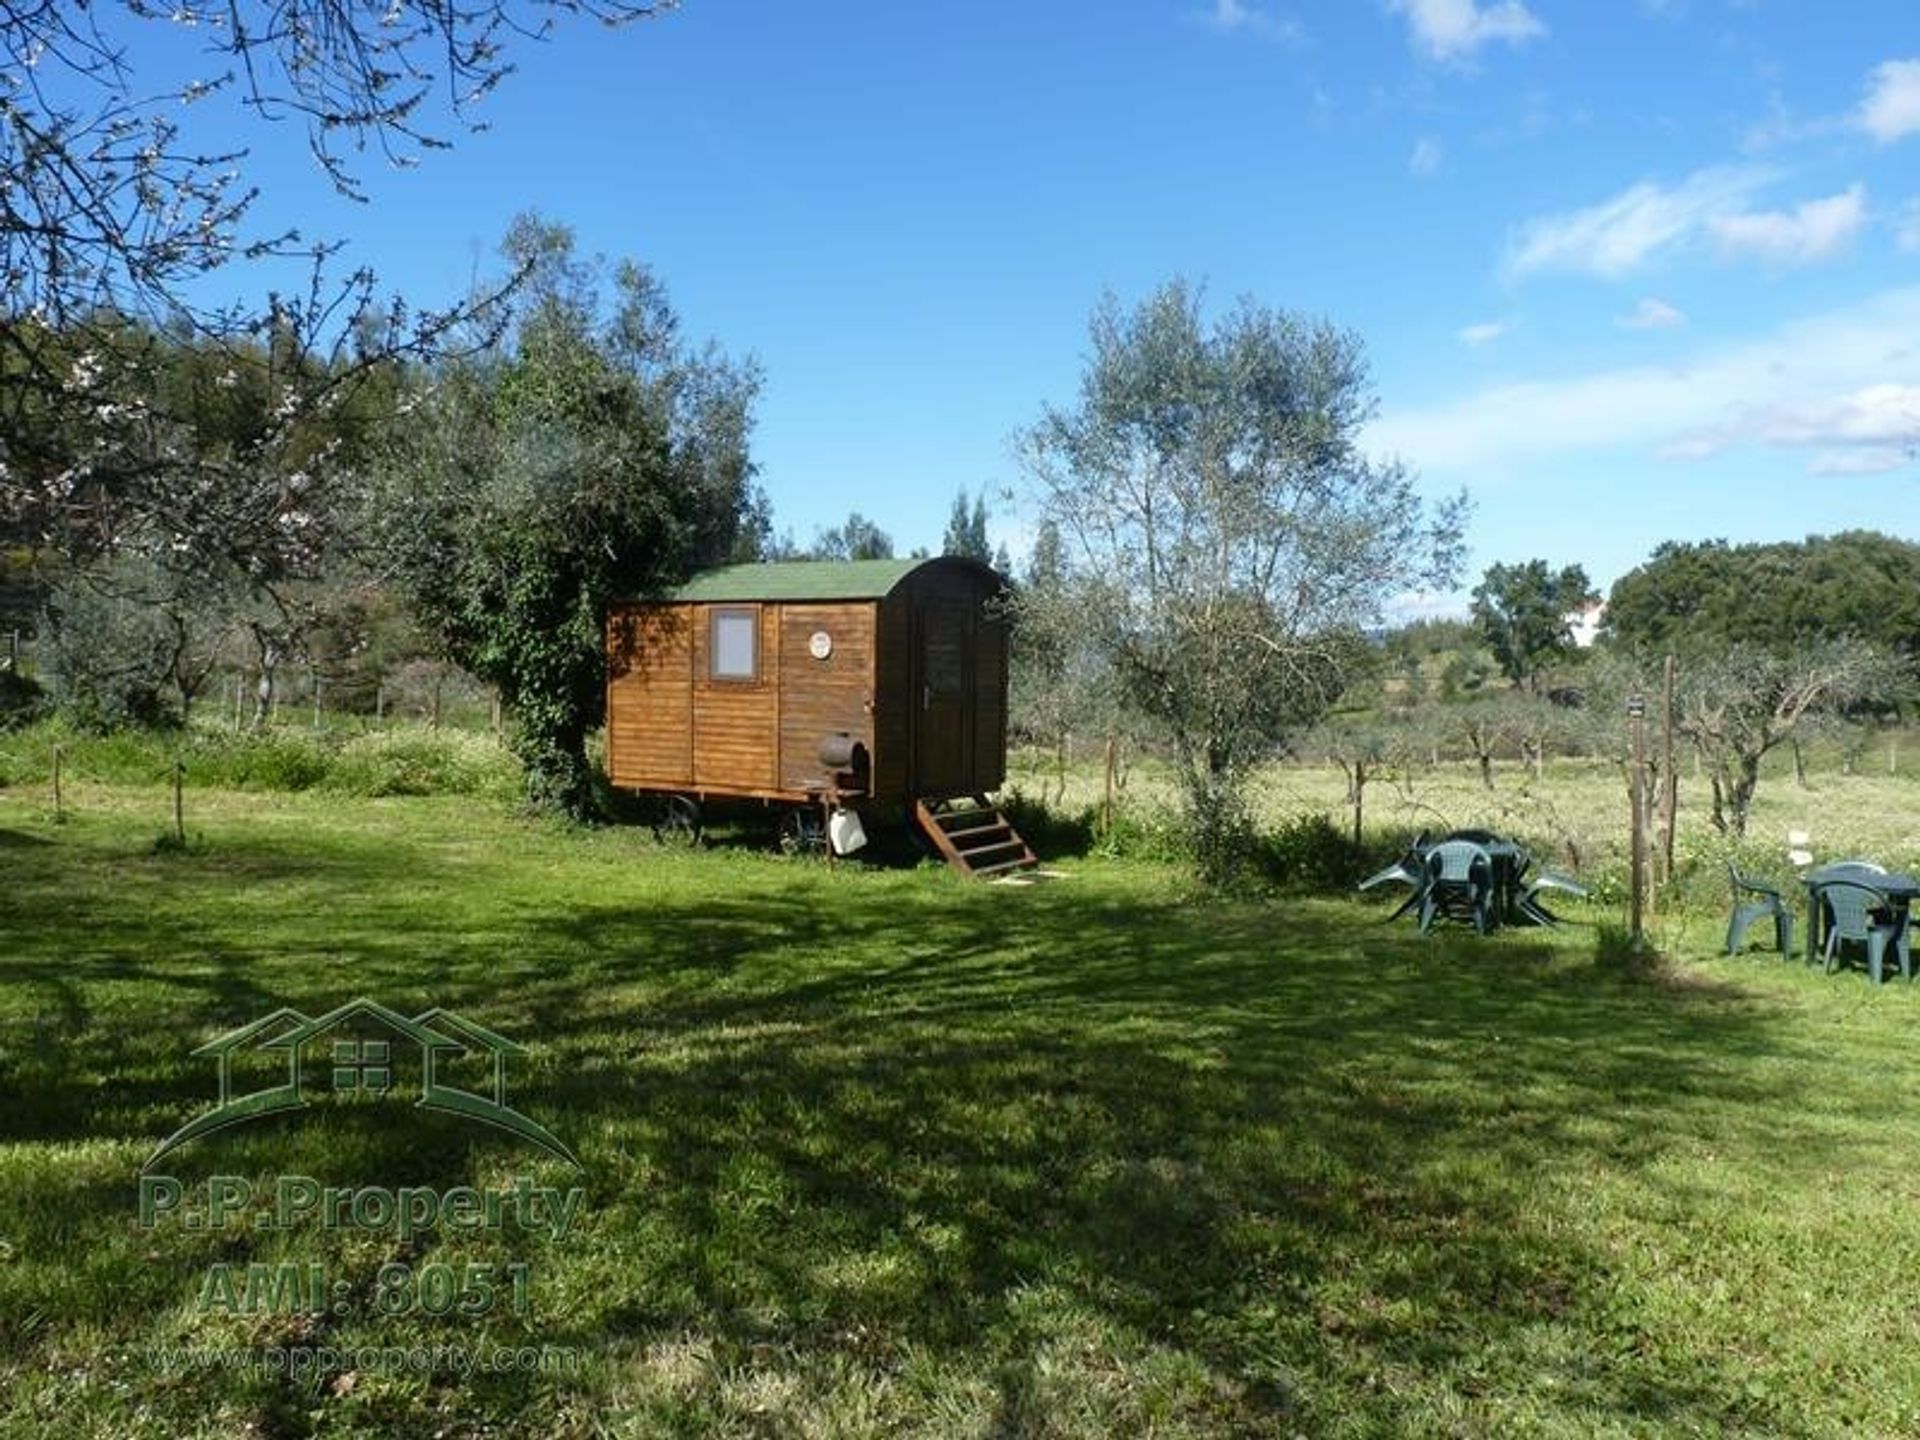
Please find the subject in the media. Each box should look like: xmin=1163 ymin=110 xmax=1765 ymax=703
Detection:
xmin=808 ymin=630 xmax=833 ymax=660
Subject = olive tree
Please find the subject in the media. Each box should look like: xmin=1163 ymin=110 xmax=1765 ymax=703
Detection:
xmin=1017 ymin=280 xmax=1465 ymax=883
xmin=370 ymin=218 xmax=760 ymax=818
xmin=1676 ymin=642 xmax=1894 ymax=838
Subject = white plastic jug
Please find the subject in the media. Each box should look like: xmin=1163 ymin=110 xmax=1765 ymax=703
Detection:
xmin=828 ymin=807 xmax=867 ymax=856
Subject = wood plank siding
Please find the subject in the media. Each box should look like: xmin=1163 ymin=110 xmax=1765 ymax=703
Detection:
xmin=688 ymin=602 xmax=779 ymax=793
xmin=973 ymin=599 xmax=1009 ymax=793
xmin=606 ymin=557 xmax=1011 ymax=806
xmin=870 ymin=596 xmax=913 ymax=800
xmin=608 ymin=600 xmax=878 ymax=800
xmin=775 ymin=604 xmax=875 ymax=792
xmin=606 ymin=605 xmax=692 ymax=786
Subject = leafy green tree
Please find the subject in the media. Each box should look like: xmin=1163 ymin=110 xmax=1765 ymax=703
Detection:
xmin=941 ymin=488 xmax=992 ymax=562
xmin=1606 ymin=533 xmax=1920 ymax=667
xmin=1470 ymin=559 xmax=1596 ymax=692
xmin=1018 ymin=279 xmax=1466 ymax=884
xmin=38 ymin=560 xmax=184 ymax=730
xmin=371 ymin=217 xmax=760 ymax=817
xmin=812 ymin=512 xmax=894 ymax=561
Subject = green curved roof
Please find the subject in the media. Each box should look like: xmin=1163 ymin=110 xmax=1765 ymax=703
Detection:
xmin=661 ymin=557 xmax=999 ymax=603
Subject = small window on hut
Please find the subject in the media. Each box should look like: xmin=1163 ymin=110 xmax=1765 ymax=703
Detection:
xmin=710 ymin=607 xmax=759 ymax=681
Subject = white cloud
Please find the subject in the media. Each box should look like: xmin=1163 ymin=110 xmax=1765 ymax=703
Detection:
xmin=1202 ymin=0 xmax=1303 ymax=42
xmin=1617 ymin=297 xmax=1688 ymax=330
xmin=1808 ymin=448 xmax=1913 ymax=477
xmin=1505 ymin=166 xmax=1771 ymax=279
xmin=1671 ymin=382 xmax=1920 ymax=456
xmin=1368 ymin=286 xmax=1920 ymax=478
xmin=1389 ymin=0 xmax=1544 ymax=61
xmin=1858 ymin=59 xmax=1920 ymax=143
xmin=1409 ymin=136 xmax=1444 ymax=177
xmin=1710 ymin=184 xmax=1867 ymax=266
xmin=1458 ymin=320 xmax=1507 ymax=346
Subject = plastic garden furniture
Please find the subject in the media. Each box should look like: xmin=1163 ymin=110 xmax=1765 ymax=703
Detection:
xmin=1802 ymin=861 xmax=1898 ymax=959
xmin=1358 ymin=848 xmax=1425 ymax=923
xmin=1726 ymin=864 xmax=1794 ymax=957
xmin=1522 ymin=869 xmax=1589 ymax=927
xmin=1420 ymin=841 xmax=1494 ymax=935
xmin=1357 ymin=833 xmax=1430 ymax=922
xmin=1357 ymin=851 xmax=1422 ymax=892
xmin=1819 ymin=881 xmax=1911 ymax=983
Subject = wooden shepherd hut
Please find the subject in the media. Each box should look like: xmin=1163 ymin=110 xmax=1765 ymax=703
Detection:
xmin=604 ymin=557 xmax=1035 ymax=877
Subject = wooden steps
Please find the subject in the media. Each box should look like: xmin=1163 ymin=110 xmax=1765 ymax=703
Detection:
xmin=912 ymin=796 xmax=1039 ymax=879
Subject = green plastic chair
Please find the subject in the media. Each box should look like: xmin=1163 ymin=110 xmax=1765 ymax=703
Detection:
xmin=1420 ymin=841 xmax=1493 ymax=935
xmin=1357 ymin=848 xmax=1423 ymax=893
xmin=1358 ymin=841 xmax=1427 ymax=924
xmin=1726 ymin=864 xmax=1793 ymax=956
xmin=1523 ymin=868 xmax=1589 ymax=926
xmin=1819 ymin=882 xmax=1910 ymax=983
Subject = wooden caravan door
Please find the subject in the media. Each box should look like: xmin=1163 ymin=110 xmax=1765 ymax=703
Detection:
xmin=913 ymin=597 xmax=973 ymax=795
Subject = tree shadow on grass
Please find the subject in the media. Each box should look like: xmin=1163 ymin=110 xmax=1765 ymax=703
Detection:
xmin=478 ymin=890 xmax=1842 ymax=1432
xmin=0 ymin=823 xmax=1883 ymax=1434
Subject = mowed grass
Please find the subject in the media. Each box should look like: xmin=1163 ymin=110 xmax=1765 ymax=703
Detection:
xmin=5 ymin=783 xmax=1920 ymax=1436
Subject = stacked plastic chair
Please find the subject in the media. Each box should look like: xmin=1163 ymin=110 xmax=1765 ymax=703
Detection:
xmin=1725 ymin=863 xmax=1794 ymax=957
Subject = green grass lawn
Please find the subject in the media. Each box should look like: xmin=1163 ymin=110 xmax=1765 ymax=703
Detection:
xmin=5 ymin=782 xmax=1920 ymax=1436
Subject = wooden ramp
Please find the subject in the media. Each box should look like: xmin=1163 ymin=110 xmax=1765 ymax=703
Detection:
xmin=913 ymin=796 xmax=1038 ymax=879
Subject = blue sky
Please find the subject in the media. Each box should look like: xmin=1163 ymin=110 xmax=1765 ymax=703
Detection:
xmin=155 ymin=1 xmax=1920 ymax=606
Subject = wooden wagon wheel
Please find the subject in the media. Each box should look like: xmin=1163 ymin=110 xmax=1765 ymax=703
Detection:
xmin=653 ymin=794 xmax=702 ymax=847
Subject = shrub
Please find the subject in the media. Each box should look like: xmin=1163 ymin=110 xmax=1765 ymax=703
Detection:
xmin=321 ymin=729 xmax=518 ymax=799
xmin=196 ymin=732 xmax=332 ymax=792
xmin=1255 ymin=812 xmax=1367 ymax=893
xmin=998 ymin=787 xmax=1099 ymax=859
xmin=0 ymin=669 xmax=47 ymax=731
xmin=1094 ymin=805 xmax=1192 ymax=865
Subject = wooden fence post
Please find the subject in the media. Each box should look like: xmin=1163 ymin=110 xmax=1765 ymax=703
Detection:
xmin=1102 ymin=736 xmax=1116 ymax=835
xmin=173 ymin=761 xmax=186 ymax=845
xmin=1628 ymin=694 xmax=1648 ymax=945
xmin=1659 ymin=654 xmax=1677 ymax=889
xmin=52 ymin=743 xmax=63 ymax=823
